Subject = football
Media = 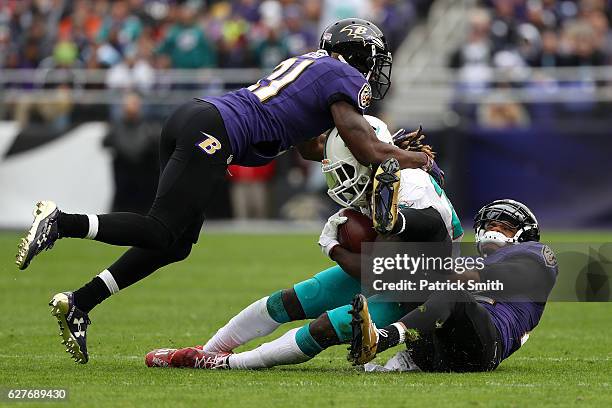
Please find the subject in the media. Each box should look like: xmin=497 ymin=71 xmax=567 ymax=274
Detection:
xmin=337 ymin=208 xmax=378 ymax=253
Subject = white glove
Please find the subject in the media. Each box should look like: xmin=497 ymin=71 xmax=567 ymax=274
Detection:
xmin=318 ymin=210 xmax=348 ymax=257
xmin=363 ymin=350 xmax=421 ymax=373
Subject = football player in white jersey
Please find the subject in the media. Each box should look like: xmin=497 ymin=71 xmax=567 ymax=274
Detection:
xmin=144 ymin=117 xmax=464 ymax=370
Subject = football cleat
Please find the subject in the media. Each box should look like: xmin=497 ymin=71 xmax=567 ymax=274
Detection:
xmin=49 ymin=292 xmax=91 ymax=364
xmin=16 ymin=200 xmax=60 ymax=270
xmin=371 ymin=158 xmax=400 ymax=234
xmin=145 ymin=348 xmax=178 ymax=367
xmin=170 ymin=347 xmax=231 ymax=369
xmin=348 ymin=294 xmax=379 ymax=366
xmin=145 ymin=345 xmax=204 ymax=367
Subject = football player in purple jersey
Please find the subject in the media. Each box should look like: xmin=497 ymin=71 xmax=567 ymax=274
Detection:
xmin=349 ymin=199 xmax=558 ymax=372
xmin=15 ymin=18 xmax=435 ymax=364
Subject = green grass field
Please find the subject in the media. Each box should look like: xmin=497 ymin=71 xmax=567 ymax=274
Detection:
xmin=1 ymin=231 xmax=610 ymax=407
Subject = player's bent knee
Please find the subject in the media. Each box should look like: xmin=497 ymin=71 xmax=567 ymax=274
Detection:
xmin=293 ymin=266 xmax=360 ymax=319
xmin=144 ymin=216 xmax=177 ymax=250
xmin=165 ymin=242 xmax=193 ymax=264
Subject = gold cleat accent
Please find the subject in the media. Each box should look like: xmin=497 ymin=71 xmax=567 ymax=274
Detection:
xmin=348 ymin=294 xmax=379 ymax=365
xmin=371 ymin=158 xmax=400 ymax=234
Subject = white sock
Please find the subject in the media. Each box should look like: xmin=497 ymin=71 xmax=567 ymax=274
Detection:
xmin=203 ymin=297 xmax=281 ymax=352
xmin=85 ymin=214 xmax=99 ymax=239
xmin=228 ymin=328 xmax=310 ymax=369
xmin=97 ymin=269 xmax=119 ymax=295
xmin=392 ymin=322 xmax=406 ymax=344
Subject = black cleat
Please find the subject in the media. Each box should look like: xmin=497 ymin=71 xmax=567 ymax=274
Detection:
xmin=371 ymin=158 xmax=401 ymax=234
xmin=347 ymin=294 xmax=379 ymax=365
xmin=16 ymin=201 xmax=60 ymax=270
xmin=49 ymin=292 xmax=91 ymax=364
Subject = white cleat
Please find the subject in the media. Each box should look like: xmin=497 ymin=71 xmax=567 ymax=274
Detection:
xmin=16 ymin=201 xmax=60 ymax=270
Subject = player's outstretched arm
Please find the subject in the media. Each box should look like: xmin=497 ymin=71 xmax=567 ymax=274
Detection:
xmin=330 ymin=101 xmax=431 ymax=169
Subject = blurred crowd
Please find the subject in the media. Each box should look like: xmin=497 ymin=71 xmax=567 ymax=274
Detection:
xmin=450 ymin=0 xmax=612 ymax=128
xmin=0 ymin=0 xmax=420 ymax=126
xmin=0 ymin=0 xmax=419 ymax=73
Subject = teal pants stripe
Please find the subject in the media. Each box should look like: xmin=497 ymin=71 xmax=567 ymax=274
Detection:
xmin=266 ymin=290 xmax=290 ymax=323
xmin=295 ymin=325 xmax=323 ymax=357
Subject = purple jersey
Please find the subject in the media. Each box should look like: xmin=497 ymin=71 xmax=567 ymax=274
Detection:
xmin=204 ymin=50 xmax=371 ymax=166
xmin=478 ymin=242 xmax=558 ymax=361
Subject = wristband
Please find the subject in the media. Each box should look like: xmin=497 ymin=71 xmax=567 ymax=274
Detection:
xmin=421 ymin=153 xmax=433 ymax=172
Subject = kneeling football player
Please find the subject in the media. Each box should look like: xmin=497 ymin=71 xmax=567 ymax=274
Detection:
xmin=145 ymin=121 xmax=464 ymax=369
xmin=349 ymin=199 xmax=558 ymax=372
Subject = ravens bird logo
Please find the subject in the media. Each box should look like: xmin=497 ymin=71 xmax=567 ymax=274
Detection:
xmin=340 ymin=24 xmax=369 ymax=40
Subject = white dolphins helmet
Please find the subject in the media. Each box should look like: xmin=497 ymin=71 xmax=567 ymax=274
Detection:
xmin=322 ymin=115 xmax=394 ymax=208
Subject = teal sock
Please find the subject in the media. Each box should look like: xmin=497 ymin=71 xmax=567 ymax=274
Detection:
xmin=266 ymin=290 xmax=291 ymax=323
xmin=295 ymin=324 xmax=323 ymax=357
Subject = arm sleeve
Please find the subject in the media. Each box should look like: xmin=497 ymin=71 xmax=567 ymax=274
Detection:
xmin=478 ymin=257 xmax=556 ymax=302
xmin=317 ymin=62 xmax=371 ymax=113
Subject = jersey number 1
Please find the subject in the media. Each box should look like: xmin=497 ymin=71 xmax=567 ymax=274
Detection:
xmin=248 ymin=58 xmax=314 ymax=103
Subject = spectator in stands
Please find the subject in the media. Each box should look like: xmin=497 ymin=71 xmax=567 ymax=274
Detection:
xmin=13 ymin=81 xmax=74 ymax=131
xmin=0 ymin=26 xmax=9 ymax=68
xmin=450 ymin=8 xmax=493 ymax=70
xmin=531 ymin=29 xmax=561 ymax=67
xmin=96 ymin=26 xmax=125 ymax=67
xmin=372 ymin=0 xmax=416 ymax=52
xmin=477 ymin=91 xmax=531 ymax=129
xmin=488 ymin=0 xmax=519 ymax=52
xmin=228 ymin=162 xmax=276 ymax=219
xmin=106 ymin=48 xmax=155 ymax=93
xmin=561 ymin=20 xmax=606 ymax=66
xmin=450 ymin=8 xmax=494 ymax=93
xmin=97 ymin=0 xmax=142 ymax=51
xmin=58 ymin=0 xmax=103 ymax=50
xmin=217 ymin=13 xmax=252 ymax=67
xmin=253 ymin=27 xmax=289 ymax=69
xmin=156 ymin=5 xmax=216 ymax=69
xmin=106 ymin=47 xmax=155 ymax=120
xmin=588 ymin=10 xmax=612 ymax=58
xmin=284 ymin=4 xmax=317 ymax=55
xmin=234 ymin=0 xmax=261 ymax=23
xmin=103 ymin=92 xmax=159 ymax=214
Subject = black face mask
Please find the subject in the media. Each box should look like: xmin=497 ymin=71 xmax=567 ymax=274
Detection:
xmin=343 ymin=44 xmax=392 ymax=100
xmin=367 ymin=52 xmax=392 ymax=100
